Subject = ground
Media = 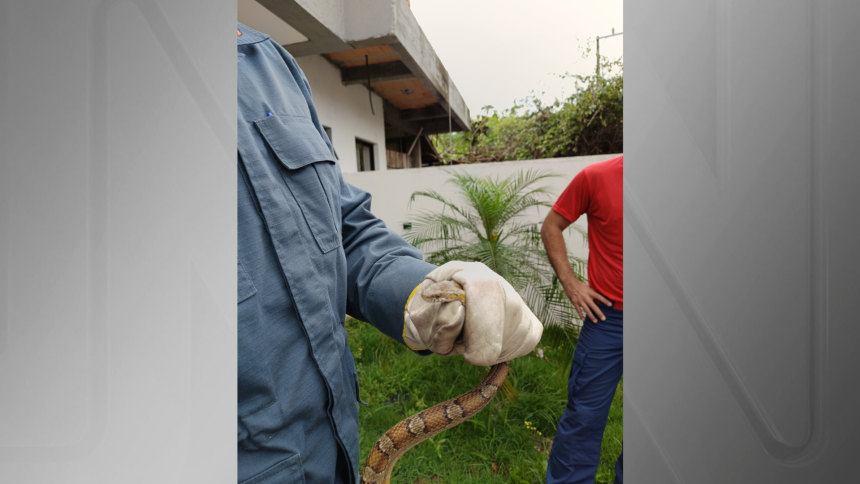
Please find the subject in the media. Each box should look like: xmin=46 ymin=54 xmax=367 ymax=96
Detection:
xmin=347 ymin=318 xmax=623 ymax=484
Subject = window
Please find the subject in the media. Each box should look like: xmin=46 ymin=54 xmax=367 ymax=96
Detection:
xmin=355 ymin=138 xmax=375 ymax=172
xmin=321 ymin=126 xmax=339 ymax=160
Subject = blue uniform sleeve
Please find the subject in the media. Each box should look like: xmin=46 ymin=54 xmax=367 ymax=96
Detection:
xmin=271 ymin=40 xmax=436 ymax=346
xmin=338 ymin=179 xmax=437 ymax=346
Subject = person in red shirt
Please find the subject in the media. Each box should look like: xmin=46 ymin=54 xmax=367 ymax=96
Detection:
xmin=541 ymin=155 xmax=623 ymax=484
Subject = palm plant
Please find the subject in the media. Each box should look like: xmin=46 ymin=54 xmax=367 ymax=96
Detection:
xmin=403 ymin=169 xmax=587 ymax=388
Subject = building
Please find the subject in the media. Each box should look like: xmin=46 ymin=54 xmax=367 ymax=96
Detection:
xmin=238 ymin=0 xmax=471 ymax=174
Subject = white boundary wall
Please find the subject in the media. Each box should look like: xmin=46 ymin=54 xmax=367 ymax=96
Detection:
xmin=297 ymin=55 xmax=387 ymax=174
xmin=343 ymin=154 xmax=621 ymax=261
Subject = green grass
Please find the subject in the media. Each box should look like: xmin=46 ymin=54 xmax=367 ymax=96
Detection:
xmin=347 ymin=318 xmax=622 ymax=484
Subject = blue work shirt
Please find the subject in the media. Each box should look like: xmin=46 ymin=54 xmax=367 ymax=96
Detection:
xmin=237 ymin=23 xmax=435 ymax=484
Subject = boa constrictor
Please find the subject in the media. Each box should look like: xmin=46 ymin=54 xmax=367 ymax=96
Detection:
xmin=359 ymin=281 xmax=510 ymax=484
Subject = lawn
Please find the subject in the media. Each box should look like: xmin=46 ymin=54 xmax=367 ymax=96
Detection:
xmin=347 ymin=318 xmax=623 ymax=484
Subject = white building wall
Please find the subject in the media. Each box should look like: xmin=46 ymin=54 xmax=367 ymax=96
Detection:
xmin=343 ymin=154 xmax=622 ymax=262
xmin=296 ymin=55 xmax=387 ymax=174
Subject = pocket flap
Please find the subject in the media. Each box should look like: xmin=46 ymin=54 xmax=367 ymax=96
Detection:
xmin=255 ymin=114 xmax=333 ymax=170
xmin=238 ymin=260 xmax=257 ymax=303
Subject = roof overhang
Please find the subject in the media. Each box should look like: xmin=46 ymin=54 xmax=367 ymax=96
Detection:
xmin=244 ymin=0 xmax=471 ymax=137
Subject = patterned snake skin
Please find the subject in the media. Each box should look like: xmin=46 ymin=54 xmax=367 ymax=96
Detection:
xmin=359 ymin=281 xmax=510 ymax=484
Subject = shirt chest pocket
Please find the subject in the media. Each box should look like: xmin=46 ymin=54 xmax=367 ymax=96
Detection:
xmin=255 ymin=114 xmax=342 ymax=254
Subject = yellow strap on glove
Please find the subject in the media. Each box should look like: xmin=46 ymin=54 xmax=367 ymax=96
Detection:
xmin=402 ymin=283 xmax=427 ymax=351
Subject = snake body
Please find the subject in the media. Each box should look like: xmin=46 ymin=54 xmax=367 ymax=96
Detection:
xmin=360 ymin=362 xmax=509 ymax=484
xmin=360 ymin=280 xmax=509 ymax=484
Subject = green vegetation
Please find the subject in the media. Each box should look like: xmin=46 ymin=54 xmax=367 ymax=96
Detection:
xmin=430 ymin=56 xmax=623 ymax=164
xmin=349 ymin=317 xmax=623 ymax=483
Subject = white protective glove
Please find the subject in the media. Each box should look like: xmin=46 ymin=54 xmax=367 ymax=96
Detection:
xmin=403 ymin=261 xmax=543 ymax=366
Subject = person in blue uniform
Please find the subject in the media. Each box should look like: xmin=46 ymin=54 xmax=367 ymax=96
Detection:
xmin=237 ymin=23 xmax=543 ymax=484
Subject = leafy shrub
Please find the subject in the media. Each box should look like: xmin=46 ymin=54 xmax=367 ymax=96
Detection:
xmin=431 ymin=56 xmax=622 ymax=163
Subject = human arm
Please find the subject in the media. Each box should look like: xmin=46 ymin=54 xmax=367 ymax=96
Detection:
xmin=542 ymin=209 xmax=611 ymax=323
xmin=339 ymin=179 xmax=437 ymax=346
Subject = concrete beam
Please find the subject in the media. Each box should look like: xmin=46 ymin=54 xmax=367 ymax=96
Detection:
xmin=253 ymin=0 xmax=471 ymax=132
xmin=383 ymin=100 xmax=422 ymax=138
xmin=384 ymin=102 xmax=467 ymax=138
xmin=257 ymin=0 xmax=397 ymax=56
xmin=400 ymin=105 xmax=448 ymax=122
xmin=387 ymin=0 xmax=470 ymax=131
xmin=256 ymin=0 xmax=351 ymax=56
xmin=341 ymin=61 xmax=413 ymax=85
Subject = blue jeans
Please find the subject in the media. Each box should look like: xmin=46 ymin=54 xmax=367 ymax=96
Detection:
xmin=547 ymin=304 xmax=623 ymax=484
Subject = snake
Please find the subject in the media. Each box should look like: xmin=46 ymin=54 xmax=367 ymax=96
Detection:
xmin=359 ymin=281 xmax=511 ymax=484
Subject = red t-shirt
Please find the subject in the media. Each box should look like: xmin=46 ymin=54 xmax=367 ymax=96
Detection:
xmin=552 ymin=155 xmax=623 ymax=309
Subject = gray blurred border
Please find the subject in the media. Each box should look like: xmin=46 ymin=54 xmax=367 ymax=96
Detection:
xmin=0 ymin=0 xmax=8 ymax=358
xmin=0 ymin=0 xmax=236 ymax=472
xmin=0 ymin=0 xmax=232 ymax=461
xmin=627 ymin=0 xmax=860 ymax=481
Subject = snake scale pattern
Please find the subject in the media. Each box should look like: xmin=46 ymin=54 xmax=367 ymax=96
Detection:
xmin=359 ymin=362 xmax=509 ymax=484
xmin=360 ymin=279 xmax=510 ymax=484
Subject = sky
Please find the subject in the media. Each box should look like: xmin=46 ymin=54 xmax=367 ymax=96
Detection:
xmin=410 ymin=0 xmax=624 ymax=117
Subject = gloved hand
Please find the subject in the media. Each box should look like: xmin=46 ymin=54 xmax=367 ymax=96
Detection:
xmin=403 ymin=261 xmax=543 ymax=366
